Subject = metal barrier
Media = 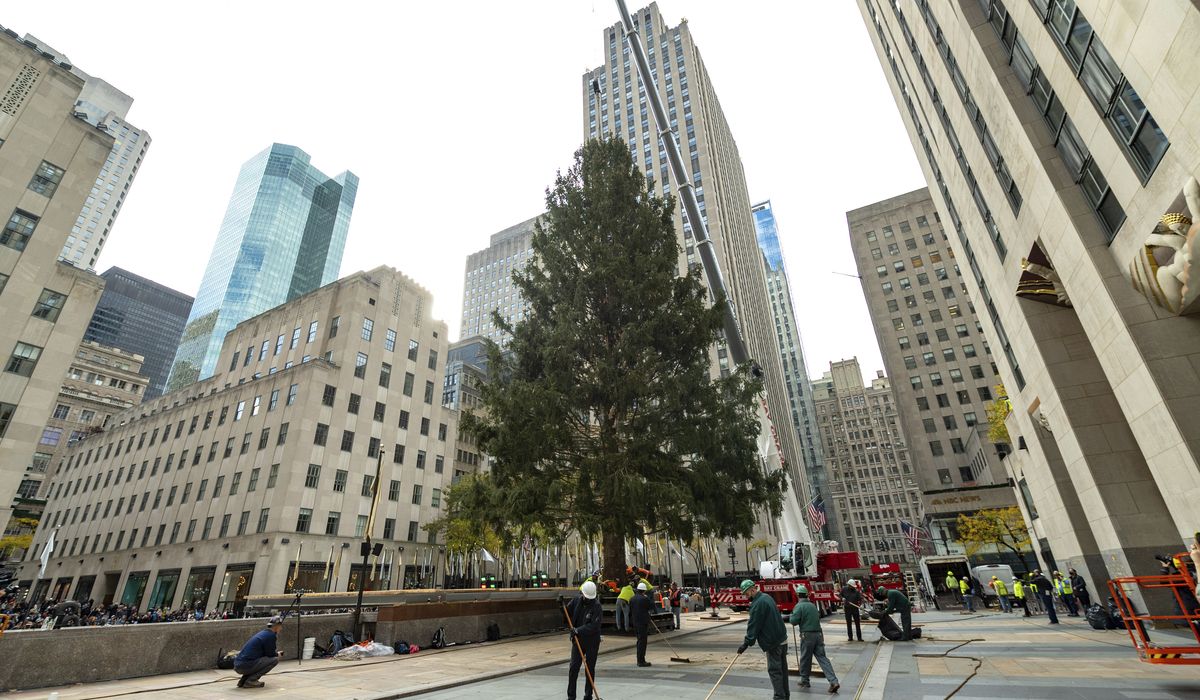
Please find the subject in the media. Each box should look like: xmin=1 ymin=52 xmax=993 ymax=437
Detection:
xmin=1108 ymin=552 xmax=1200 ymax=664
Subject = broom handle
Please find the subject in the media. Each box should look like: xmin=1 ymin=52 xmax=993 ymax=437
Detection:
xmin=648 ymin=616 xmax=684 ymax=659
xmin=562 ymin=601 xmax=601 ymax=700
xmin=705 ymin=652 xmax=741 ymax=700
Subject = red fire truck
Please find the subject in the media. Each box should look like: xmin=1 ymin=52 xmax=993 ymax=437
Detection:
xmin=711 ymin=550 xmax=862 ymax=614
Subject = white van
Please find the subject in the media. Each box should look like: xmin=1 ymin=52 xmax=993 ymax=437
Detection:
xmin=971 ymin=564 xmax=1014 ymax=605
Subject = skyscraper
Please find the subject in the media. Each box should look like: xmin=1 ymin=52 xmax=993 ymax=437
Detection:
xmin=847 ymin=189 xmax=1019 ymax=558
xmin=0 ymin=29 xmax=114 ymax=531
xmin=858 ymin=0 xmax=1198 ymax=590
xmin=752 ymin=201 xmax=836 ymax=541
xmin=460 ymin=216 xmax=537 ymax=346
xmin=167 ymin=144 xmax=358 ymax=391
xmin=19 ymin=34 xmax=151 ymax=271
xmin=812 ymin=359 xmax=922 ymax=567
xmin=84 ymin=267 xmax=194 ymax=399
xmin=583 ymin=3 xmax=812 ymax=509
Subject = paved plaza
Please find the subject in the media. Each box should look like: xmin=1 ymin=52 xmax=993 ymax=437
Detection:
xmin=7 ymin=609 xmax=1200 ymax=699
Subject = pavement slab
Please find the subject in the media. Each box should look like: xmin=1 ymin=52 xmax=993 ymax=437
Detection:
xmin=6 ymin=609 xmax=1200 ymax=699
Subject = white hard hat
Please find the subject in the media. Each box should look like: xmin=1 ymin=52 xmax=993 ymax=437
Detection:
xmin=846 ymin=579 xmax=857 ymax=587
xmin=581 ymin=581 xmax=598 ymax=599
xmin=637 ymin=582 xmax=648 ymax=591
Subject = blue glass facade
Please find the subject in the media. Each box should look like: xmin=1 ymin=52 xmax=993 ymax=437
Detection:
xmin=754 ymin=203 xmax=785 ymax=272
xmin=84 ymin=267 xmax=194 ymax=399
xmin=167 ymin=144 xmax=358 ymax=390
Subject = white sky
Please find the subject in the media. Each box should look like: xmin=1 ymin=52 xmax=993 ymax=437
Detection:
xmin=4 ymin=1 xmax=926 ymax=380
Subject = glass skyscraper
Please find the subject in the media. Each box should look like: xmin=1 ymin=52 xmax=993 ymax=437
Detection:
xmin=84 ymin=267 xmax=194 ymax=399
xmin=167 ymin=144 xmax=358 ymax=390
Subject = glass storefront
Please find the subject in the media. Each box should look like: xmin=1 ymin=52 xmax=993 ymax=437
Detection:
xmin=284 ymin=562 xmax=327 ymax=594
xmin=216 ymin=563 xmax=255 ymax=614
xmin=147 ymin=569 xmax=180 ymax=610
xmin=121 ymin=571 xmax=149 ymax=607
xmin=72 ymin=576 xmax=96 ymax=603
xmin=184 ymin=567 xmax=216 ymax=611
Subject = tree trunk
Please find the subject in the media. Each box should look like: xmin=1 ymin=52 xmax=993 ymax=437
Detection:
xmin=602 ymin=529 xmax=626 ymax=584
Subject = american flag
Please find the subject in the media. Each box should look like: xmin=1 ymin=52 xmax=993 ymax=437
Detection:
xmin=900 ymin=520 xmax=925 ymax=556
xmin=805 ymin=498 xmax=827 ymax=532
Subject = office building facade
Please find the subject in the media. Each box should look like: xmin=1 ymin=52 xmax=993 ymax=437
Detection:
xmin=461 ymin=217 xmax=537 ymax=346
xmin=0 ymin=28 xmax=114 ymax=531
xmin=26 ymin=341 xmax=147 ymax=510
xmin=17 ymin=34 xmax=151 ymax=272
xmin=20 ymin=266 xmax=470 ymax=609
xmin=859 ymin=0 xmax=1200 ymax=587
xmin=167 ymin=144 xmax=358 ymax=391
xmin=812 ymin=359 xmax=923 ymax=567
xmin=84 ymin=267 xmax=193 ymax=399
xmin=752 ymin=200 xmax=837 ymax=542
xmin=847 ymin=189 xmax=1019 ymax=557
xmin=583 ymin=4 xmax=813 ymax=513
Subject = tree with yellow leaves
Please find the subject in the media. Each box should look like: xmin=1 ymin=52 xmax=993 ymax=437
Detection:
xmin=955 ymin=506 xmax=1033 ymax=571
xmin=985 ymin=383 xmax=1011 ymax=445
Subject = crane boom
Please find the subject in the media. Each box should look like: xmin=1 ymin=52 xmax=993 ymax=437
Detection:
xmin=611 ymin=0 xmax=815 ymax=576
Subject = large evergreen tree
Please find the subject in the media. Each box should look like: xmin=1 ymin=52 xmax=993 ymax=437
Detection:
xmin=461 ymin=138 xmax=785 ymax=582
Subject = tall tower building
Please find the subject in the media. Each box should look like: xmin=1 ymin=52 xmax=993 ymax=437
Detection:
xmin=752 ymin=201 xmax=837 ymax=541
xmin=583 ymin=3 xmax=811 ymax=509
xmin=858 ymin=0 xmax=1200 ymax=590
xmin=847 ymin=189 xmax=1019 ymax=558
xmin=460 ymin=216 xmax=537 ymax=346
xmin=84 ymin=267 xmax=194 ymax=399
xmin=167 ymin=144 xmax=358 ymax=391
xmin=0 ymin=28 xmax=115 ymax=531
xmin=19 ymin=34 xmax=151 ymax=271
xmin=812 ymin=359 xmax=923 ymax=567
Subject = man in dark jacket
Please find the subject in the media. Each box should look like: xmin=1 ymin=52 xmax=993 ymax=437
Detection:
xmin=631 ymin=581 xmax=653 ymax=666
xmin=877 ymin=587 xmax=912 ymax=641
xmin=567 ymin=580 xmax=603 ymax=700
xmin=736 ymin=579 xmax=790 ymax=699
xmin=841 ymin=579 xmax=864 ymax=641
xmin=1030 ymin=571 xmax=1058 ymax=624
xmin=1068 ymin=568 xmax=1091 ymax=609
xmin=234 ymin=615 xmax=284 ymax=688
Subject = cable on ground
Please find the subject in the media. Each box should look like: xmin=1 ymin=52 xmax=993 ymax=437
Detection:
xmin=912 ymin=637 xmax=984 ymax=700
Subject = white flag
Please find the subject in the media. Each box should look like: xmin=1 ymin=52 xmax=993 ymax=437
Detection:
xmin=38 ymin=529 xmax=56 ymax=579
xmin=480 ymin=548 xmax=496 ymax=563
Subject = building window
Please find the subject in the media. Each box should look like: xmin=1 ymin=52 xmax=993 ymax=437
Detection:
xmin=267 ymin=464 xmax=279 ymax=488
xmin=305 ymin=464 xmax=321 ymax=488
xmin=408 ymin=339 xmax=419 ymax=361
xmin=416 ymin=450 xmax=426 ymax=469
xmin=28 ymin=161 xmax=65 ymax=197
xmin=355 ymin=352 xmax=368 ymax=378
xmin=389 ymin=479 xmax=400 ymax=501
xmin=348 ymin=393 xmax=361 ymax=414
xmin=385 ymin=329 xmax=396 ymax=352
xmin=334 ymin=469 xmax=348 ymax=492
xmin=287 ymin=384 xmax=298 ymax=405
xmin=361 ymin=318 xmax=374 ymax=341
xmin=394 ymin=444 xmax=405 ymax=464
xmin=31 ymin=289 xmax=67 ymax=322
xmin=277 ymin=422 xmax=289 ymax=444
xmin=6 ymin=342 xmax=42 ymax=376
xmin=325 ymin=511 xmax=341 ymax=536
xmin=403 ymin=372 xmax=415 ymax=396
xmin=379 ymin=363 xmax=391 ymax=388
xmin=257 ymin=508 xmax=270 ymax=533
xmin=296 ymin=508 xmax=312 ymax=533
xmin=2 ymin=210 xmax=38 ymax=251
xmin=341 ymin=430 xmax=355 ymax=452
xmin=361 ymin=474 xmax=375 ymax=497
xmin=412 ymin=484 xmax=423 ymax=505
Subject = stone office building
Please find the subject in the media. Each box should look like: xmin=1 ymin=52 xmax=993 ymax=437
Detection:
xmin=0 ymin=27 xmax=115 ymax=532
xmin=19 ymin=267 xmax=471 ymax=611
xmin=859 ymin=0 xmax=1200 ymax=588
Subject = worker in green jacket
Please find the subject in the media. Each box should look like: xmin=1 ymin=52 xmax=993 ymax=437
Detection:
xmin=736 ymin=579 xmax=790 ymax=699
xmin=990 ymin=576 xmax=1011 ymax=613
xmin=878 ymin=587 xmax=913 ymax=641
xmin=788 ymin=585 xmax=840 ymax=693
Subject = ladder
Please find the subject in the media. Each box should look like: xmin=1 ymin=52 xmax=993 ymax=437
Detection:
xmin=904 ymin=571 xmax=925 ymax=613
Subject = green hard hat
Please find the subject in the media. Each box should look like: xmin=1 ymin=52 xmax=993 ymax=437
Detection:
xmin=876 ymin=587 xmax=887 ymax=599
xmin=739 ymin=579 xmax=756 ymax=594
xmin=795 ymin=584 xmax=808 ymax=597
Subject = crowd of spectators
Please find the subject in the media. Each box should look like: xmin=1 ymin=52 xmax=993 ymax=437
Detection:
xmin=0 ymin=589 xmax=235 ymax=630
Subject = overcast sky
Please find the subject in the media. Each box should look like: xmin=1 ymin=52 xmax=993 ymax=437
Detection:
xmin=5 ymin=1 xmax=925 ymax=380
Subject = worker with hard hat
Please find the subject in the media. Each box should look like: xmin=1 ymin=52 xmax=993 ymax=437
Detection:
xmin=840 ymin=578 xmax=864 ymax=642
xmin=1012 ymin=576 xmax=1030 ymax=617
xmin=616 ymin=577 xmax=634 ymax=632
xmin=945 ymin=571 xmax=960 ymax=602
xmin=990 ymin=575 xmax=1011 ymax=613
xmin=566 ymin=580 xmax=603 ymax=700
xmin=631 ymin=581 xmax=653 ymax=667
xmin=790 ymin=584 xmax=841 ymax=693
xmin=735 ymin=579 xmax=790 ymax=698
xmin=877 ymin=586 xmax=913 ymax=641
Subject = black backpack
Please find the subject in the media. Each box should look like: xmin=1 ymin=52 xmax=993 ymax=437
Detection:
xmin=1085 ymin=604 xmax=1109 ymax=630
xmin=486 ymin=622 xmax=500 ymax=641
xmin=393 ymin=640 xmax=411 ymax=654
xmin=432 ymin=626 xmax=447 ymax=649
